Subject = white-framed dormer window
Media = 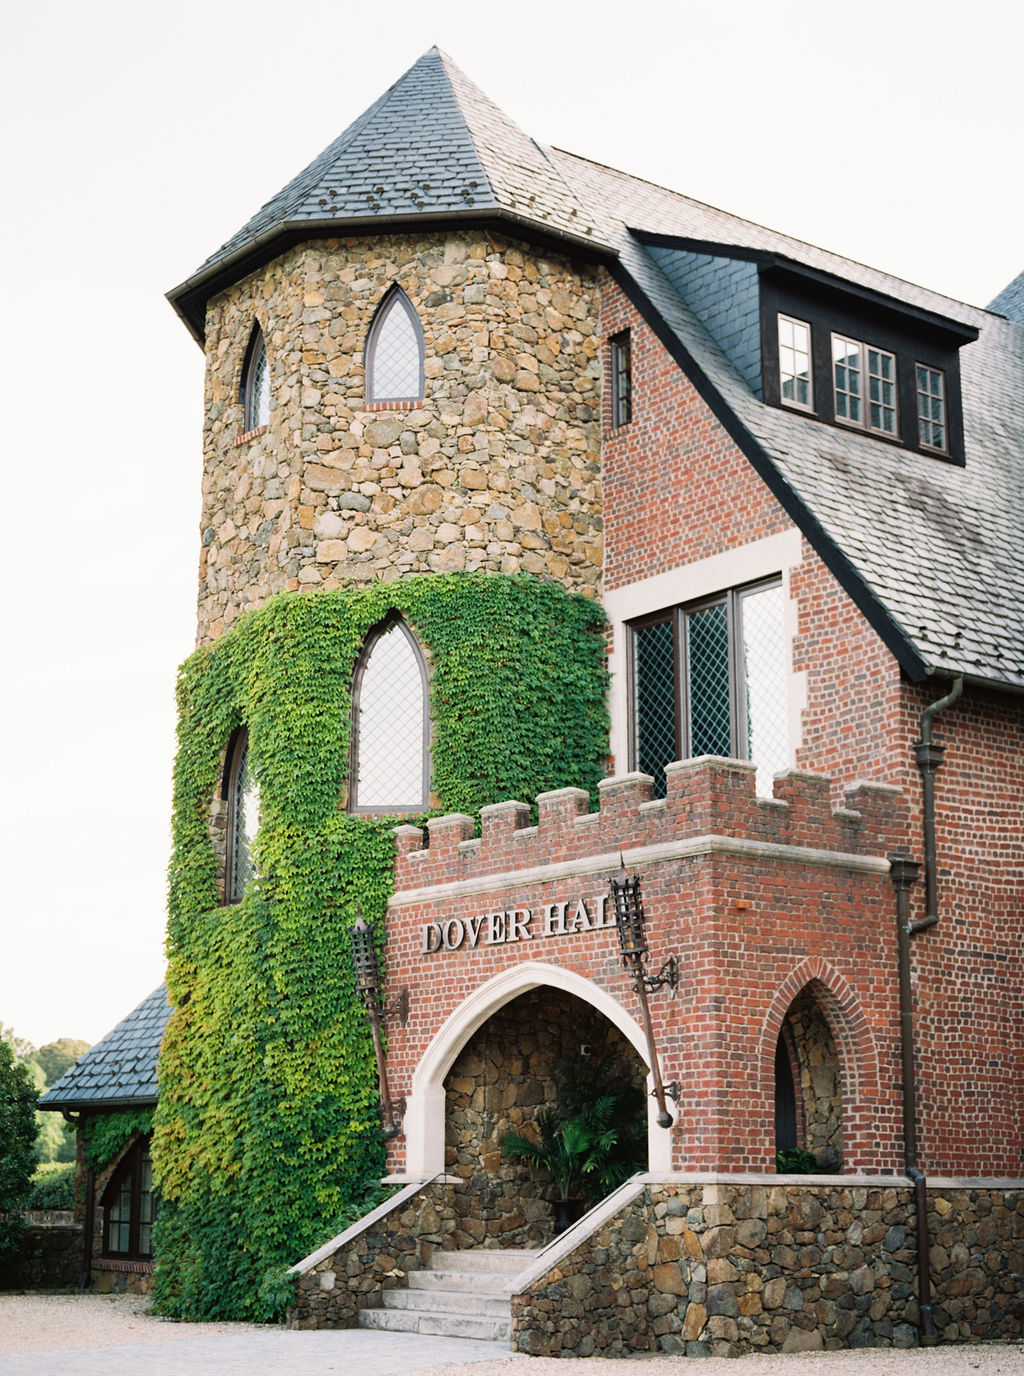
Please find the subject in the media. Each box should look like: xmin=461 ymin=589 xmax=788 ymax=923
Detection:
xmin=916 ymin=364 xmax=947 ymax=453
xmin=365 ymin=286 xmax=424 ymax=405
xmin=832 ymin=335 xmax=897 ymax=436
xmin=240 ymin=324 xmax=270 ymax=432
xmin=778 ymin=315 xmax=813 ymax=411
xmin=350 ymin=617 xmax=430 ymax=813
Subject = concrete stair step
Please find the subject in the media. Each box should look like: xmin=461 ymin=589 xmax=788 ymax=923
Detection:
xmin=408 ymin=1269 xmax=515 ymax=1296
xmin=357 ymin=1307 xmax=510 ymax=1341
xmin=382 ymin=1288 xmax=510 ymax=1316
xmin=427 ymin=1248 xmax=538 ymax=1275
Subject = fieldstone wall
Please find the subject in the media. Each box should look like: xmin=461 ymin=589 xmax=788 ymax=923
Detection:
xmin=197 ymin=230 xmax=602 ymax=644
xmin=510 ymin=1179 xmax=1024 ymax=1357
xmin=445 ymin=987 xmax=645 ymax=1248
xmin=0 ymin=1213 xmax=83 ymax=1290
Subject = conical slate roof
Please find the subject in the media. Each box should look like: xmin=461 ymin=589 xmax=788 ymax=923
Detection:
xmin=169 ymin=47 xmax=609 ymax=339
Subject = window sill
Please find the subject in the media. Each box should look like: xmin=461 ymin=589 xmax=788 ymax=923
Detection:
xmin=234 ymin=425 xmax=269 ymax=447
xmin=96 ymin=1257 xmax=155 ymax=1273
xmin=362 ymin=399 xmax=423 ymax=412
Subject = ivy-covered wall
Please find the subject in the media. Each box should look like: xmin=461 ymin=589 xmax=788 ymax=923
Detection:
xmin=154 ymin=573 xmax=608 ymax=1320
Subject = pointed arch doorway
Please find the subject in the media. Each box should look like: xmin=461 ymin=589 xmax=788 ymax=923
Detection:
xmin=400 ymin=964 xmax=671 ymax=1223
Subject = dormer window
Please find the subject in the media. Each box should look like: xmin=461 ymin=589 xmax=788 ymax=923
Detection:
xmin=916 ymin=365 xmax=947 ymax=453
xmin=365 ymin=287 xmax=424 ymax=405
xmin=831 ymin=335 xmax=897 ymax=436
xmin=241 ymin=325 xmax=270 ymax=432
xmin=778 ymin=315 xmax=812 ymax=411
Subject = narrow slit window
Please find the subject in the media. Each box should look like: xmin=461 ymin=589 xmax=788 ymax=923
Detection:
xmin=241 ymin=325 xmax=270 ymax=431
xmin=611 ymin=331 xmax=632 ymax=427
xmin=365 ymin=287 xmax=424 ymax=404
xmin=225 ymin=728 xmax=259 ymax=902
xmin=351 ymin=619 xmax=429 ymax=813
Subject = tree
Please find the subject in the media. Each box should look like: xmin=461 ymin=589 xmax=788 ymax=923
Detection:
xmin=0 ymin=1023 xmax=35 ymax=1064
xmin=34 ymin=1039 xmax=90 ymax=1088
xmin=0 ymin=1039 xmax=37 ymax=1260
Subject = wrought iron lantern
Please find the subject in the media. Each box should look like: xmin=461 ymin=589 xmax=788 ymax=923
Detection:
xmin=609 ymin=857 xmax=680 ymax=1129
xmin=349 ymin=908 xmax=408 ymax=1142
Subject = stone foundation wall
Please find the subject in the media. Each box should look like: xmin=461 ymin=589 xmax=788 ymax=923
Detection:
xmin=0 ymin=1214 xmax=83 ymax=1290
xmin=510 ymin=1178 xmax=1024 ymax=1357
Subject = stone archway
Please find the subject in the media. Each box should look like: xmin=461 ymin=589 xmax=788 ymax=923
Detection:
xmin=775 ymin=985 xmax=844 ymax=1169
xmin=401 ymin=962 xmax=672 ymax=1180
xmin=443 ymin=986 xmax=647 ymax=1245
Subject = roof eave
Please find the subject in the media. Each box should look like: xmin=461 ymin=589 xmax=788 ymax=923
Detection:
xmin=38 ymin=1094 xmax=159 ymax=1114
xmin=168 ymin=209 xmax=618 ymax=345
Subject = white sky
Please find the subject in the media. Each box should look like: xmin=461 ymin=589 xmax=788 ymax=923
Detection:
xmin=1 ymin=0 xmax=1020 ymax=1049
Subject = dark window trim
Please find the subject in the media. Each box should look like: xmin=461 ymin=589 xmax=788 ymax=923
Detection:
xmin=610 ymin=330 xmax=632 ymax=428
xmin=365 ymin=285 xmax=425 ymax=405
xmin=760 ymin=275 xmax=967 ymax=465
xmin=100 ymin=1135 xmax=154 ymax=1261
xmin=349 ymin=614 xmax=431 ymax=815
xmin=239 ymin=323 xmax=269 ymax=432
xmin=626 ymin=576 xmax=783 ymax=784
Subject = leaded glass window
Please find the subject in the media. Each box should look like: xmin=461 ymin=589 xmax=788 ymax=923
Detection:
xmin=351 ymin=619 xmax=429 ymax=813
xmin=778 ymin=315 xmax=813 ymax=410
xmin=916 ymin=365 xmax=947 ymax=451
xmin=241 ymin=325 xmax=270 ymax=431
xmin=366 ymin=287 xmax=424 ymax=403
xmin=629 ymin=580 xmax=788 ymax=797
xmin=611 ymin=331 xmax=632 ymax=427
xmin=102 ymin=1138 xmax=155 ymax=1260
xmin=226 ymin=728 xmax=259 ymax=902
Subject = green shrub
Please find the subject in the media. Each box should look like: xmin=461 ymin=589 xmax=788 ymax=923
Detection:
xmin=28 ymin=1162 xmax=76 ymax=1210
xmin=776 ymin=1146 xmax=819 ymax=1174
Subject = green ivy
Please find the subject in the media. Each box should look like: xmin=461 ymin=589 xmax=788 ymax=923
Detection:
xmin=81 ymin=1108 xmax=155 ymax=1171
xmin=154 ymin=573 xmax=608 ymax=1321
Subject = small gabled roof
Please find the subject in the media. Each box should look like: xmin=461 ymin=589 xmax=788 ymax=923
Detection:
xmin=39 ymin=985 xmax=169 ymax=1112
xmin=168 ymin=47 xmax=609 ymax=341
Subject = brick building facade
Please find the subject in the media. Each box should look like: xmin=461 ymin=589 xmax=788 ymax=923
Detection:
xmin=45 ymin=48 xmax=1022 ymax=1351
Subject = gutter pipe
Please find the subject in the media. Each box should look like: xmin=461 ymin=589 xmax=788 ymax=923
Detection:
xmin=888 ymin=856 xmax=935 ymax=1344
xmin=912 ymin=676 xmax=963 ymax=930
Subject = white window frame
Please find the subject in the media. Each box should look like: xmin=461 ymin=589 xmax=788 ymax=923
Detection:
xmin=915 ymin=364 xmax=948 ymax=453
xmin=778 ymin=314 xmax=814 ymax=412
xmin=831 ymin=333 xmax=898 ymax=438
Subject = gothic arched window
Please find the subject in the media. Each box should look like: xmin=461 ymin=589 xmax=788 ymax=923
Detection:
xmin=351 ymin=618 xmax=429 ymax=813
xmin=224 ymin=727 xmax=259 ymax=901
xmin=365 ymin=287 xmax=424 ymax=404
xmin=240 ymin=323 xmax=270 ymax=431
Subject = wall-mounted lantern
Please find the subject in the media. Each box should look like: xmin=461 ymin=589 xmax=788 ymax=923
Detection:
xmin=350 ymin=908 xmax=409 ymax=1142
xmin=609 ymin=858 xmax=680 ymax=1129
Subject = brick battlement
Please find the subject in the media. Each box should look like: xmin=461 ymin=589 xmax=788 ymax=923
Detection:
xmin=393 ymin=757 xmax=906 ymax=892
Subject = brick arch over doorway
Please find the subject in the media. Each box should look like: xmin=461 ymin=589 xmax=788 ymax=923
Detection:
xmin=758 ymin=958 xmax=883 ymax=1169
xmin=399 ymin=962 xmax=672 ymax=1178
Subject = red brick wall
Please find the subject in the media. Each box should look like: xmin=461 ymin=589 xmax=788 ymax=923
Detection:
xmin=384 ymin=760 xmax=913 ymax=1176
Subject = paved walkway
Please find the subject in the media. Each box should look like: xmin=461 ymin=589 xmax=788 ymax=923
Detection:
xmin=0 ymin=1325 xmax=512 ymax=1375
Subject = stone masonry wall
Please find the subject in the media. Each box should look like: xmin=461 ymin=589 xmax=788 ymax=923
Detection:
xmin=197 ymin=230 xmax=602 ymax=643
xmin=510 ymin=1180 xmax=1024 ymax=1357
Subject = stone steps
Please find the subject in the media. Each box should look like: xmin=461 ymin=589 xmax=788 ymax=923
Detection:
xmin=356 ymin=1247 xmax=538 ymax=1342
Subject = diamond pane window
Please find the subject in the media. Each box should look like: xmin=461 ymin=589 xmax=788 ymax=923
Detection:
xmin=242 ymin=325 xmax=270 ymax=431
xmin=686 ymin=602 xmax=731 ymax=758
xmin=227 ymin=729 xmax=259 ymax=903
xmin=916 ymin=364 xmax=947 ymax=451
xmin=778 ymin=315 xmax=813 ymax=410
xmin=352 ymin=619 xmax=429 ymax=812
xmin=366 ymin=287 xmax=424 ymax=403
xmin=630 ymin=579 xmax=788 ymax=798
xmin=633 ymin=617 xmax=676 ymax=796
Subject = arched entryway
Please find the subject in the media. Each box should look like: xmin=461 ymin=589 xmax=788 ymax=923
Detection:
xmin=401 ymin=962 xmax=672 ymax=1183
xmin=774 ymin=984 xmax=843 ymax=1169
xmin=443 ymin=986 xmax=647 ymax=1245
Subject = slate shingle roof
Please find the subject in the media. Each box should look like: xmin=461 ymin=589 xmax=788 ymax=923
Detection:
xmin=989 ymin=269 xmax=1024 ymax=324
xmin=39 ymin=985 xmax=169 ymax=1111
xmin=167 ymin=49 xmax=1024 ymax=696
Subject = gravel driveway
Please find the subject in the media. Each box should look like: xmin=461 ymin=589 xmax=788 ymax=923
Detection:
xmin=1 ymin=1293 xmax=1021 ymax=1376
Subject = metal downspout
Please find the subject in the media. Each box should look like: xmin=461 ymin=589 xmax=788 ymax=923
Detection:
xmin=888 ymin=856 xmax=935 ymax=1344
xmin=913 ymin=676 xmax=963 ymax=930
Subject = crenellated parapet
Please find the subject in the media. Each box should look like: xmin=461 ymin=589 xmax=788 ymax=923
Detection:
xmin=393 ymin=757 xmax=906 ymax=892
